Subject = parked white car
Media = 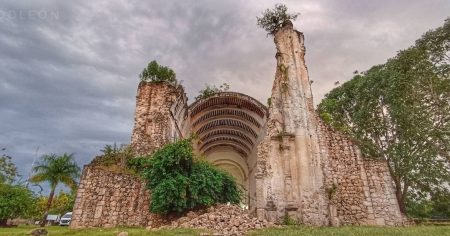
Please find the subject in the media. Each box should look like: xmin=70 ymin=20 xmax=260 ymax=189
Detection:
xmin=59 ymin=212 xmax=72 ymax=226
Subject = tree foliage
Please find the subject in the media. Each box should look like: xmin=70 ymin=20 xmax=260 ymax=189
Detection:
xmin=318 ymin=18 xmax=450 ymax=215
xmin=257 ymin=4 xmax=299 ymax=35
xmin=0 ymin=183 xmax=36 ymax=223
xmin=30 ymin=153 xmax=81 ymax=191
xmin=0 ymin=150 xmax=37 ymax=225
xmin=407 ymin=189 xmax=450 ymax=219
xmin=30 ymin=153 xmax=81 ymax=226
xmin=139 ymin=60 xmax=179 ymax=87
xmin=195 ymin=83 xmax=230 ymax=100
xmin=0 ymin=148 xmax=18 ymax=184
xmin=130 ymin=138 xmax=242 ymax=215
xmin=34 ymin=190 xmax=76 ymax=218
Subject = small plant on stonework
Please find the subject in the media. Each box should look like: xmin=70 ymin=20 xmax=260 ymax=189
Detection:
xmin=139 ymin=60 xmax=178 ymax=87
xmin=267 ymin=97 xmax=272 ymax=107
xmin=326 ymin=183 xmax=337 ymax=200
xmin=90 ymin=143 xmax=133 ymax=168
xmin=134 ymin=138 xmax=242 ymax=215
xmin=195 ymin=83 xmax=230 ymax=101
xmin=276 ymin=130 xmax=289 ymax=138
xmin=278 ymin=64 xmax=290 ymax=93
xmin=281 ymin=213 xmax=299 ymax=225
xmin=257 ymin=4 xmax=299 ymax=35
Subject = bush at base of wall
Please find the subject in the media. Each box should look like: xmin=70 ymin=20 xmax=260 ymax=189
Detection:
xmin=128 ymin=138 xmax=242 ymax=215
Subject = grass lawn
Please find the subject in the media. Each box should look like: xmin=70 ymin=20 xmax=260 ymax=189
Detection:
xmin=0 ymin=225 xmax=449 ymax=236
xmin=0 ymin=226 xmax=200 ymax=236
xmin=249 ymin=225 xmax=450 ymax=236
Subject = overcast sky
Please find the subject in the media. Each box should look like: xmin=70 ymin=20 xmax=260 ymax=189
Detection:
xmin=1 ymin=0 xmax=449 ymax=192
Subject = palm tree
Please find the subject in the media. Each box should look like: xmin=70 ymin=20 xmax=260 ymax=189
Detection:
xmin=30 ymin=153 xmax=81 ymax=227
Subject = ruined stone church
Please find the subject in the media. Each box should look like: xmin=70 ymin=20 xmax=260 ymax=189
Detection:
xmin=71 ymin=22 xmax=406 ymax=227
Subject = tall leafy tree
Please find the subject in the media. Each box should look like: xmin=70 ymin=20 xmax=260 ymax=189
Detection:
xmin=0 ymin=183 xmax=36 ymax=226
xmin=30 ymin=153 xmax=80 ymax=227
xmin=0 ymin=148 xmax=18 ymax=184
xmin=318 ymin=19 xmax=450 ymax=214
xmin=0 ymin=151 xmax=35 ymax=226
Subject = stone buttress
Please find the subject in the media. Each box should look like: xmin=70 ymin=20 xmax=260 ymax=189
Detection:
xmin=255 ymin=22 xmax=406 ymax=226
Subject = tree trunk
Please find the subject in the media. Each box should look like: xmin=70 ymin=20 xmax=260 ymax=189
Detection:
xmin=394 ymin=179 xmax=407 ymax=214
xmin=386 ymin=160 xmax=407 ymax=214
xmin=40 ymin=186 xmax=56 ymax=227
xmin=0 ymin=219 xmax=7 ymax=227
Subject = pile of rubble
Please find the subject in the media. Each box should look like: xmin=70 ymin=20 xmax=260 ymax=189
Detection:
xmin=150 ymin=204 xmax=277 ymax=235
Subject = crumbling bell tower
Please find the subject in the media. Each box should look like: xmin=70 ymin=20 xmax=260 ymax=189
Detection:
xmin=255 ymin=21 xmax=328 ymax=224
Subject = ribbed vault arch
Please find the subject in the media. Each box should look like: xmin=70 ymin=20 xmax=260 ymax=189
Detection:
xmin=195 ymin=119 xmax=258 ymax=138
xmin=188 ymin=92 xmax=268 ymax=204
xmin=200 ymin=136 xmax=252 ymax=153
xmin=200 ymin=129 xmax=255 ymax=147
xmin=192 ymin=108 xmax=261 ymax=128
xmin=189 ymin=92 xmax=267 ymax=158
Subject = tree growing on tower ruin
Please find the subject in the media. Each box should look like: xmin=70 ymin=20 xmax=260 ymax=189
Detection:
xmin=257 ymin=4 xmax=299 ymax=35
xmin=139 ymin=60 xmax=179 ymax=87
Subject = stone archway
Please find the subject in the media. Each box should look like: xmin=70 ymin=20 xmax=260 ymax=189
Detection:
xmin=187 ymin=92 xmax=268 ymax=206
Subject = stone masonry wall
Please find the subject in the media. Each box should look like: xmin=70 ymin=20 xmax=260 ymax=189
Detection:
xmin=70 ymin=166 xmax=151 ymax=228
xmin=363 ymin=159 xmax=405 ymax=225
xmin=131 ymin=82 xmax=187 ymax=156
xmin=72 ymin=82 xmax=188 ymax=228
xmin=317 ymin=118 xmax=405 ymax=226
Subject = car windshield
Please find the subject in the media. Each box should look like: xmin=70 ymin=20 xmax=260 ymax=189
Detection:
xmin=62 ymin=214 xmax=72 ymax=218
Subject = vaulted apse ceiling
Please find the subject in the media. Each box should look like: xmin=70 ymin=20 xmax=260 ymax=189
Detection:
xmin=188 ymin=92 xmax=268 ymax=158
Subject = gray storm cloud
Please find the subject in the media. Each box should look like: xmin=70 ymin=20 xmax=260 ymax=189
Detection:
xmin=0 ymin=0 xmax=449 ymax=190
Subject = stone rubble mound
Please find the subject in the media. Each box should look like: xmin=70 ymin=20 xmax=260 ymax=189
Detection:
xmin=154 ymin=204 xmax=276 ymax=235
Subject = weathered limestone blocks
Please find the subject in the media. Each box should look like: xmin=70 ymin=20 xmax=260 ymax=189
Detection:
xmin=255 ymin=21 xmax=329 ymax=225
xmin=317 ymin=118 xmax=406 ymax=225
xmin=131 ymin=82 xmax=188 ymax=156
xmin=70 ymin=166 xmax=151 ymax=228
xmin=154 ymin=204 xmax=275 ymax=235
xmin=363 ymin=159 xmax=406 ymax=225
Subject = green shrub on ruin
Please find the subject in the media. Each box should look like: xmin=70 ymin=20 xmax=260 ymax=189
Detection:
xmin=90 ymin=143 xmax=133 ymax=168
xmin=130 ymin=138 xmax=242 ymax=215
xmin=195 ymin=83 xmax=230 ymax=101
xmin=257 ymin=4 xmax=299 ymax=35
xmin=139 ymin=60 xmax=177 ymax=86
xmin=189 ymin=161 xmax=241 ymax=207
